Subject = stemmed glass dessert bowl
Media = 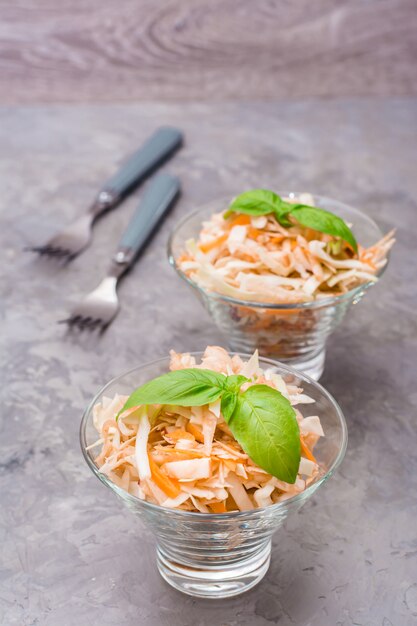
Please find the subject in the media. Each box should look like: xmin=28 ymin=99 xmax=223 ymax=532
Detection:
xmin=80 ymin=352 xmax=347 ymax=598
xmin=168 ymin=193 xmax=387 ymax=380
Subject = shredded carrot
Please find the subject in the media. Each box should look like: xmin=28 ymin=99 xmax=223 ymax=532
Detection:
xmin=227 ymin=214 xmax=251 ymax=227
xmin=199 ymin=234 xmax=228 ymax=253
xmin=167 ymin=429 xmax=195 ymax=441
xmin=209 ymin=501 xmax=227 ymax=513
xmin=186 ymin=423 xmax=205 ymax=443
xmin=223 ymin=459 xmax=237 ymax=471
xmin=304 ymin=228 xmax=320 ymax=241
xmin=153 ymin=448 xmax=206 ymax=462
xmin=269 ymin=235 xmax=284 ymax=245
xmin=360 ymin=257 xmax=377 ymax=270
xmin=177 ymin=252 xmax=191 ymax=263
xmin=148 ymin=454 xmax=181 ymax=498
xmin=247 ymin=227 xmax=264 ymax=239
xmin=236 ymin=252 xmax=258 ymax=262
xmin=300 ymin=435 xmax=317 ymax=463
xmin=148 ymin=429 xmax=164 ymax=443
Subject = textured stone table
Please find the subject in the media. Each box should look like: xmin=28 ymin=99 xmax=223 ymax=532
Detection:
xmin=1 ymin=100 xmax=416 ymax=625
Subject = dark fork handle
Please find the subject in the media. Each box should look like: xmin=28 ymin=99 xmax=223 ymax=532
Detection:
xmin=112 ymin=173 xmax=180 ymax=272
xmin=97 ymin=127 xmax=183 ymax=209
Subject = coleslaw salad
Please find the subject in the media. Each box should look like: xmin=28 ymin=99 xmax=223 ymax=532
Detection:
xmin=89 ymin=347 xmax=328 ymax=513
xmin=176 ymin=192 xmax=395 ymax=306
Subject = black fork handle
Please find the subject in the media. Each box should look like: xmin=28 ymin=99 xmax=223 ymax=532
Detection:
xmin=94 ymin=127 xmax=183 ymax=212
xmin=111 ymin=173 xmax=180 ymax=274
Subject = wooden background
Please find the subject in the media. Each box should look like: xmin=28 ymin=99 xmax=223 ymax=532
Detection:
xmin=1 ymin=0 xmax=416 ymax=103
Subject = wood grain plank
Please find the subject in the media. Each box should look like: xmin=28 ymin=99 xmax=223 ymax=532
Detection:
xmin=0 ymin=0 xmax=416 ymax=103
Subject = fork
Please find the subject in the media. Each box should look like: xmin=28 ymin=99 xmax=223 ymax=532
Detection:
xmin=60 ymin=172 xmax=180 ymax=331
xmin=27 ymin=127 xmax=183 ymax=261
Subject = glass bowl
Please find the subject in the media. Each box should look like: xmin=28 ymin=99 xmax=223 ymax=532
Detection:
xmin=80 ymin=353 xmax=347 ymax=598
xmin=168 ymin=193 xmax=388 ymax=380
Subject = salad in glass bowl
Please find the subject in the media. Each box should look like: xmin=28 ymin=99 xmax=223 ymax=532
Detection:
xmin=169 ymin=190 xmax=395 ymax=379
xmin=81 ymin=346 xmax=347 ymax=597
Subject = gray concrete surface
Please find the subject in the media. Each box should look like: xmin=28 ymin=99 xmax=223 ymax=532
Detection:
xmin=0 ymin=100 xmax=416 ymax=625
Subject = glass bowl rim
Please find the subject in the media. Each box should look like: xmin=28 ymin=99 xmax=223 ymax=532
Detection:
xmin=167 ymin=191 xmax=388 ymax=310
xmin=80 ymin=351 xmax=348 ymax=520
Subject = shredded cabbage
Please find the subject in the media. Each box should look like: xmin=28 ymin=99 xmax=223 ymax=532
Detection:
xmin=92 ymin=347 xmax=325 ymax=512
xmin=177 ymin=202 xmax=395 ymax=304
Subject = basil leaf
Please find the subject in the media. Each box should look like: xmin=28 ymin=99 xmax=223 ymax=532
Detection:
xmin=227 ymin=189 xmax=283 ymax=217
xmin=224 ymin=188 xmax=358 ymax=252
xmin=120 ymin=369 xmax=226 ymax=413
xmin=227 ymin=384 xmax=300 ymax=484
xmin=290 ymin=204 xmax=358 ymax=252
xmin=224 ymin=374 xmax=248 ymax=393
xmin=275 ymin=212 xmax=293 ymax=228
xmin=271 ymin=199 xmax=294 ymax=227
xmin=221 ymin=375 xmax=248 ymax=419
xmin=220 ymin=391 xmax=238 ymax=422
xmin=118 ymin=368 xmax=302 ymax=483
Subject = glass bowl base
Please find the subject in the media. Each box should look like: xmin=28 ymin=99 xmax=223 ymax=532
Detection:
xmin=226 ymin=340 xmax=326 ymax=380
xmin=285 ymin=349 xmax=326 ymax=381
xmin=156 ymin=541 xmax=271 ymax=598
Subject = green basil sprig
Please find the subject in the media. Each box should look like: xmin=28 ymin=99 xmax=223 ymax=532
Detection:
xmin=230 ymin=385 xmax=300 ymax=483
xmin=120 ymin=369 xmax=226 ymax=409
xmin=119 ymin=368 xmax=300 ymax=484
xmin=225 ymin=189 xmax=357 ymax=252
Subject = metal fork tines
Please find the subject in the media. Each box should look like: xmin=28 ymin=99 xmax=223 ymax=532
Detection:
xmin=28 ymin=127 xmax=183 ymax=261
xmin=59 ymin=275 xmax=119 ymax=331
xmin=60 ymin=173 xmax=180 ymax=331
xmin=26 ymin=212 xmax=101 ymax=261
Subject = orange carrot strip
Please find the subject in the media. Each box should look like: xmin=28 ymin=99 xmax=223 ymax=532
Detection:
xmin=148 ymin=455 xmax=181 ymax=498
xmin=209 ymin=501 xmax=227 ymax=513
xmin=268 ymin=309 xmax=297 ymax=317
xmin=186 ymin=423 xmax=205 ymax=443
xmin=223 ymin=459 xmax=237 ymax=471
xmin=226 ymin=214 xmax=251 ymax=227
xmin=247 ymin=227 xmax=264 ymax=239
xmin=148 ymin=429 xmax=165 ymax=444
xmin=199 ymin=234 xmax=228 ymax=253
xmin=154 ymin=449 xmax=206 ymax=462
xmin=269 ymin=235 xmax=285 ymax=244
xmin=167 ymin=429 xmax=195 ymax=441
xmin=300 ymin=435 xmax=317 ymax=463
xmin=177 ymin=253 xmax=192 ymax=263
